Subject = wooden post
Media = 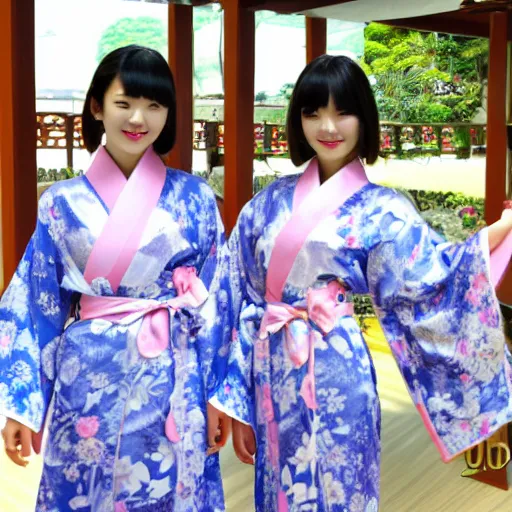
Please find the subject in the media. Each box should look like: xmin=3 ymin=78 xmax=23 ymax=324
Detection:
xmin=485 ymin=12 xmax=508 ymax=225
xmin=167 ymin=4 xmax=193 ymax=172
xmin=0 ymin=0 xmax=37 ymax=291
xmin=306 ymin=17 xmax=327 ymax=64
xmin=65 ymin=114 xmax=74 ymax=170
xmin=223 ymin=0 xmax=255 ymax=233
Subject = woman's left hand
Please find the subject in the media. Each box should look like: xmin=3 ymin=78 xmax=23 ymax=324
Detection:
xmin=206 ymin=402 xmax=232 ymax=455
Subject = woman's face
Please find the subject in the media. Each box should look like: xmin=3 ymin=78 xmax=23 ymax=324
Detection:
xmin=301 ymin=95 xmax=360 ymax=169
xmin=93 ymin=76 xmax=168 ymax=159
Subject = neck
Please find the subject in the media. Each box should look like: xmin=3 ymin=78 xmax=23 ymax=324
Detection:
xmin=317 ymin=152 xmax=359 ymax=183
xmin=105 ymin=143 xmax=145 ymax=178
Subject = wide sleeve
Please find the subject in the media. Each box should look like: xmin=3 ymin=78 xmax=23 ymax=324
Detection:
xmin=209 ymin=207 xmax=260 ymax=426
xmin=367 ymin=193 xmax=512 ymax=462
xmin=0 ymin=190 xmax=73 ymax=432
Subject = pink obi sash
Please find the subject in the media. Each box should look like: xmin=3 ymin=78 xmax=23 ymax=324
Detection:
xmin=79 ymin=267 xmax=208 ymax=443
xmin=259 ymin=280 xmax=353 ymax=410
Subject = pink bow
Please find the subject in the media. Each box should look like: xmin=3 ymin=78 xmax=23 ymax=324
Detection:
xmin=79 ymin=266 xmax=208 ymax=443
xmin=259 ymin=280 xmax=353 ymax=410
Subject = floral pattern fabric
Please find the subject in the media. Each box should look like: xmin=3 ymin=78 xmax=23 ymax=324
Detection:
xmin=215 ymin=173 xmax=512 ymax=512
xmin=0 ymin=169 xmax=230 ymax=511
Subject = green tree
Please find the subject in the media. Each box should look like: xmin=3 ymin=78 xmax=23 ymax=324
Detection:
xmin=256 ymin=91 xmax=268 ymax=103
xmin=96 ymin=17 xmax=167 ymax=63
xmin=363 ymin=22 xmax=487 ymax=123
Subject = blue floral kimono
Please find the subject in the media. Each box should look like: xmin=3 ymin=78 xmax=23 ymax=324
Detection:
xmin=0 ymin=147 xmax=230 ymax=511
xmin=214 ymin=158 xmax=512 ymax=512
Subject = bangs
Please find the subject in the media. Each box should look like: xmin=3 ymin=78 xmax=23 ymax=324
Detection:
xmin=295 ymin=61 xmax=360 ymax=116
xmin=118 ymin=48 xmax=174 ymax=108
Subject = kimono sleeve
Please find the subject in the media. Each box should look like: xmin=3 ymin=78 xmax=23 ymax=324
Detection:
xmin=0 ymin=190 xmax=73 ymax=432
xmin=367 ymin=192 xmax=512 ymax=462
xmin=210 ymin=206 xmax=258 ymax=426
xmin=193 ymin=191 xmax=232 ymax=401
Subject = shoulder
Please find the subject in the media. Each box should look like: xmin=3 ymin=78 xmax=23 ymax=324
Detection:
xmin=37 ymin=176 xmax=88 ymax=218
xmin=166 ymin=168 xmax=218 ymax=205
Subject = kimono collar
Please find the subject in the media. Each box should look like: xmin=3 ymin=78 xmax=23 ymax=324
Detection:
xmin=84 ymin=146 xmax=167 ymax=293
xmin=265 ymin=157 xmax=369 ymax=303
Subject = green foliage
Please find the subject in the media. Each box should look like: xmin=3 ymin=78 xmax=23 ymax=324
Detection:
xmin=96 ymin=17 xmax=167 ymax=63
xmin=364 ymin=23 xmax=488 ymax=123
xmin=255 ymin=91 xmax=268 ymax=103
xmin=37 ymin=167 xmax=83 ymax=183
xmin=364 ymin=40 xmax=390 ymax=64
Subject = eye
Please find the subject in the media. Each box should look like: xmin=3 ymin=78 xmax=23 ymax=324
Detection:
xmin=149 ymin=102 xmax=161 ymax=110
xmin=115 ymin=101 xmax=129 ymax=109
xmin=302 ymin=110 xmax=318 ymax=119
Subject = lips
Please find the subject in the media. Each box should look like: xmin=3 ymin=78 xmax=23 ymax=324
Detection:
xmin=122 ymin=130 xmax=148 ymax=141
xmin=318 ymin=140 xmax=344 ymax=149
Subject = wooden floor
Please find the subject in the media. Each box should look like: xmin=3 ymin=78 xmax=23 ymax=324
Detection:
xmin=1 ymin=322 xmax=511 ymax=511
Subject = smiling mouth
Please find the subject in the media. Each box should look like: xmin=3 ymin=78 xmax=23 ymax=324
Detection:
xmin=122 ymin=130 xmax=148 ymax=141
xmin=318 ymin=140 xmax=344 ymax=149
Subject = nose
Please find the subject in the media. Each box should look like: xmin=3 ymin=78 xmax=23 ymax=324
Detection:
xmin=129 ymin=108 xmax=145 ymax=126
xmin=319 ymin=115 xmax=337 ymax=134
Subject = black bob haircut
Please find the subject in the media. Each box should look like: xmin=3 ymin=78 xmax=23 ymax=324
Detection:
xmin=82 ymin=45 xmax=176 ymax=155
xmin=286 ymin=54 xmax=380 ymax=166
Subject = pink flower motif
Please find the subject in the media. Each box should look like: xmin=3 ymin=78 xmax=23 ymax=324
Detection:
xmin=472 ymin=273 xmax=487 ymax=292
xmin=255 ymin=339 xmax=268 ymax=360
xmin=480 ymin=418 xmax=490 ymax=437
xmin=460 ymin=373 xmax=470 ymax=385
xmin=465 ymin=289 xmax=479 ymax=307
xmin=408 ymin=244 xmax=420 ymax=264
xmin=267 ymin=420 xmax=280 ymax=467
xmin=0 ymin=336 xmax=11 ymax=348
xmin=209 ymin=243 xmax=217 ymax=256
xmin=231 ymin=328 xmax=239 ymax=342
xmin=460 ymin=421 xmax=470 ymax=432
xmin=259 ymin=383 xmax=274 ymax=423
xmin=346 ymin=235 xmax=356 ymax=248
xmin=75 ymin=416 xmax=100 ymax=439
xmin=114 ymin=502 xmax=127 ymax=512
xmin=347 ymin=216 xmax=354 ymax=225
xmin=224 ymin=384 xmax=231 ymax=394
xmin=479 ymin=308 xmax=499 ymax=327
xmin=458 ymin=339 xmax=469 ymax=356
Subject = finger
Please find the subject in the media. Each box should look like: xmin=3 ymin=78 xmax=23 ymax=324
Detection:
xmin=245 ymin=429 xmax=256 ymax=457
xmin=32 ymin=430 xmax=43 ymax=455
xmin=216 ymin=416 xmax=232 ymax=448
xmin=207 ymin=409 xmax=219 ymax=449
xmin=233 ymin=431 xmax=254 ymax=465
xmin=5 ymin=447 xmax=27 ymax=467
xmin=20 ymin=426 xmax=32 ymax=458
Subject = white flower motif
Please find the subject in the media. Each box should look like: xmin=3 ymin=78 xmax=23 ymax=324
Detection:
xmin=288 ymin=432 xmax=316 ymax=475
xmin=150 ymin=440 xmax=176 ymax=474
xmin=323 ymin=472 xmax=346 ymax=505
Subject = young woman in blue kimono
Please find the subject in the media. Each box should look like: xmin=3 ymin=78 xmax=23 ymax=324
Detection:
xmin=213 ymin=55 xmax=512 ymax=511
xmin=0 ymin=45 xmax=231 ymax=511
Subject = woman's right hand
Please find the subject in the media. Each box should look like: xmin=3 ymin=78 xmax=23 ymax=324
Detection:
xmin=232 ymin=418 xmax=256 ymax=465
xmin=1 ymin=418 xmax=33 ymax=467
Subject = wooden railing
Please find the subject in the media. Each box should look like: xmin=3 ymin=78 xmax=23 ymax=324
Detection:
xmin=36 ymin=113 xmax=487 ymax=170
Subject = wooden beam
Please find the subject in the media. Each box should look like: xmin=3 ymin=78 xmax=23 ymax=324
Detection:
xmin=486 ymin=11 xmax=512 ymax=304
xmin=167 ymin=4 xmax=193 ymax=172
xmin=383 ymin=15 xmax=490 ymax=39
xmin=306 ymin=17 xmax=327 ymax=63
xmin=223 ymin=0 xmax=255 ymax=234
xmin=485 ymin=11 xmax=508 ymax=225
xmin=241 ymin=0 xmax=353 ymax=14
xmin=0 ymin=0 xmax=37 ymax=291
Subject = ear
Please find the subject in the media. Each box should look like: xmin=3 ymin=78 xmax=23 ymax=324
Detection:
xmin=90 ymin=98 xmax=103 ymax=121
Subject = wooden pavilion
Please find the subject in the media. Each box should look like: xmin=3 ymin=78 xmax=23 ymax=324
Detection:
xmin=0 ymin=0 xmax=510 ymax=297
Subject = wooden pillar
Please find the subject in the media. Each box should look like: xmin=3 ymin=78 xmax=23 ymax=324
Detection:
xmin=167 ymin=4 xmax=193 ymax=172
xmin=0 ymin=0 xmax=37 ymax=291
xmin=485 ymin=12 xmax=508 ymax=225
xmin=223 ymin=0 xmax=255 ymax=233
xmin=306 ymin=17 xmax=327 ymax=63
